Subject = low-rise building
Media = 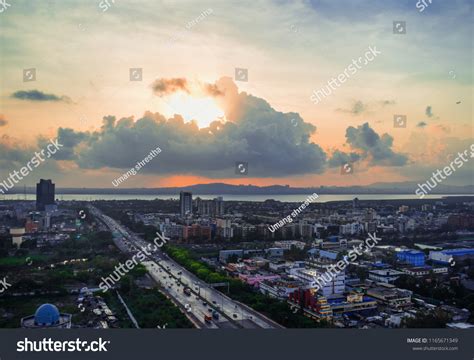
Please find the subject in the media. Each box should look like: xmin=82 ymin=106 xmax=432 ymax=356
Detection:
xmin=219 ymin=249 xmax=244 ymax=263
xmin=274 ymin=240 xmax=306 ymax=250
xmin=429 ymin=248 xmax=474 ymax=264
xmin=368 ymin=269 xmax=404 ymax=284
xmin=397 ymin=250 xmax=425 ymax=266
xmin=264 ymin=247 xmax=283 ymax=258
xmin=238 ymin=273 xmax=280 ymax=286
xmin=259 ymin=278 xmax=303 ymax=299
xmin=288 ymin=266 xmax=345 ymax=297
xmin=366 ymin=286 xmax=412 ymax=309
xmin=269 ymin=260 xmax=289 ymax=272
xmin=400 ymin=266 xmax=448 ymax=277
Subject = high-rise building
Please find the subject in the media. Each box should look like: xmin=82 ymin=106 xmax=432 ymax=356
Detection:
xmin=196 ymin=196 xmax=225 ymax=217
xmin=216 ymin=218 xmax=233 ymax=239
xmin=36 ymin=179 xmax=55 ymax=211
xmin=179 ymin=191 xmax=192 ymax=217
xmin=213 ymin=196 xmax=224 ymax=216
xmin=352 ymin=197 xmax=359 ymax=209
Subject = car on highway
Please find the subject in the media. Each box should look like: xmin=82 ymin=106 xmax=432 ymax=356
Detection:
xmin=202 ymin=301 xmax=207 ymax=306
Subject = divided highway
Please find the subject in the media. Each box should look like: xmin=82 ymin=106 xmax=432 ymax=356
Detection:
xmin=89 ymin=205 xmax=282 ymax=329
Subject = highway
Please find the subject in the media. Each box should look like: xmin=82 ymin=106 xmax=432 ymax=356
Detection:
xmin=89 ymin=205 xmax=282 ymax=329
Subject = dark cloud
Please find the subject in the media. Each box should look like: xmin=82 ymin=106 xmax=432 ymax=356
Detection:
xmin=55 ymin=77 xmax=328 ymax=178
xmin=11 ymin=90 xmax=71 ymax=103
xmin=337 ymin=99 xmax=396 ymax=116
xmin=0 ymin=142 xmax=31 ymax=166
xmin=328 ymin=150 xmax=361 ymax=167
xmin=151 ymin=78 xmax=190 ymax=96
xmin=37 ymin=128 xmax=88 ymax=161
xmin=0 ymin=136 xmax=61 ymax=184
xmin=417 ymin=121 xmax=428 ymax=128
xmin=345 ymin=122 xmax=408 ymax=166
xmin=425 ymin=105 xmax=433 ymax=118
xmin=380 ymin=100 xmax=396 ymax=106
xmin=204 ymin=83 xmax=224 ymax=96
xmin=151 ymin=78 xmax=225 ymax=98
xmin=336 ymin=100 xmax=366 ymax=115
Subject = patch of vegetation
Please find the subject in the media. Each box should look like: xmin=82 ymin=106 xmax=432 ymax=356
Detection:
xmin=0 ymin=255 xmax=49 ymax=269
xmin=0 ymin=295 xmax=78 ymax=328
xmin=117 ymin=279 xmax=193 ymax=328
xmin=404 ymin=309 xmax=451 ymax=328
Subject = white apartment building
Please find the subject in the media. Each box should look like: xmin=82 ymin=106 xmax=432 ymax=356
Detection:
xmin=288 ymin=267 xmax=345 ymax=297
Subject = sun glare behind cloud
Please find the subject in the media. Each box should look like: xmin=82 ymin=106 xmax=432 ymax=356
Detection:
xmin=163 ymin=93 xmax=225 ymax=128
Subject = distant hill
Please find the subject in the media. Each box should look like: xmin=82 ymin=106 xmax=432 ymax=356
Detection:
xmin=7 ymin=182 xmax=474 ymax=195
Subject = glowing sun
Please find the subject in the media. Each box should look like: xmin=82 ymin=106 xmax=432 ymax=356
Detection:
xmin=163 ymin=93 xmax=225 ymax=128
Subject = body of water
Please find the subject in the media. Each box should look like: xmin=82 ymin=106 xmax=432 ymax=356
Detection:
xmin=1 ymin=193 xmax=472 ymax=203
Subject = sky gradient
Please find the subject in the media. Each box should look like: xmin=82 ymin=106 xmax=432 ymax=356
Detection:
xmin=0 ymin=0 xmax=472 ymax=189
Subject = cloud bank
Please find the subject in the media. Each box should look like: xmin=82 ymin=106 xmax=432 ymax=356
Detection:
xmin=5 ymin=78 xmax=411 ymax=180
xmin=345 ymin=123 xmax=408 ymax=166
xmin=56 ymin=77 xmax=328 ymax=177
xmin=329 ymin=122 xmax=408 ymax=167
xmin=11 ymin=90 xmax=71 ymax=103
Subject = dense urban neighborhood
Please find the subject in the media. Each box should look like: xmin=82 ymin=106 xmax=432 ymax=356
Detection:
xmin=0 ymin=181 xmax=473 ymax=329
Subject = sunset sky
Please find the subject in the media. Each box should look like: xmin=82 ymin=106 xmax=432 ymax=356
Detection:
xmin=0 ymin=0 xmax=472 ymax=189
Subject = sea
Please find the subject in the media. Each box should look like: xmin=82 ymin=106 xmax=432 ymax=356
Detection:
xmin=1 ymin=194 xmax=472 ymax=203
